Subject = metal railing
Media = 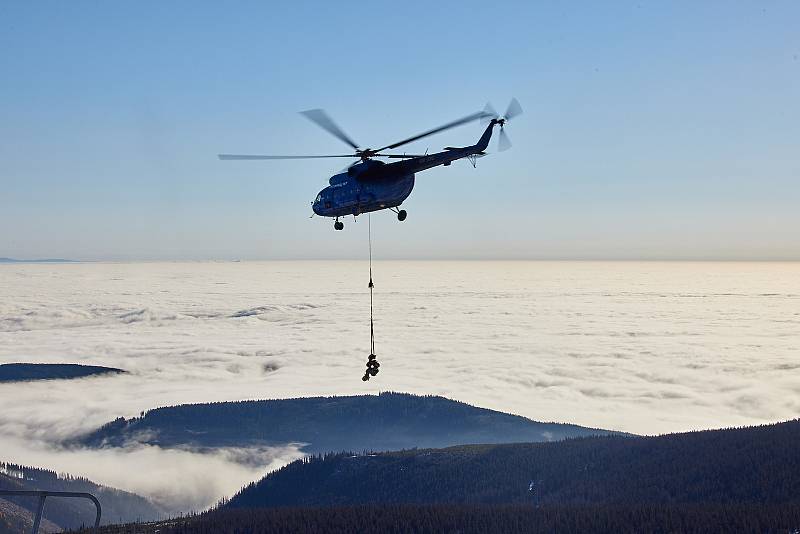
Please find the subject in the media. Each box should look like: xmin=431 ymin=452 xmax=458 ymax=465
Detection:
xmin=0 ymin=489 xmax=101 ymax=534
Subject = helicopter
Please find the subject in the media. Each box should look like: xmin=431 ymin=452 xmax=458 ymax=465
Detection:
xmin=219 ymin=99 xmax=522 ymax=230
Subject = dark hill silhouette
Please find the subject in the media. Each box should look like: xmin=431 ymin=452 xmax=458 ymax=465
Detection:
xmin=70 ymin=419 xmax=800 ymax=534
xmin=81 ymin=392 xmax=621 ymax=453
xmin=0 ymin=462 xmax=162 ymax=531
xmin=226 ymin=419 xmax=800 ymax=509
xmin=77 ymin=503 xmax=800 ymax=534
xmin=0 ymin=363 xmax=125 ymax=383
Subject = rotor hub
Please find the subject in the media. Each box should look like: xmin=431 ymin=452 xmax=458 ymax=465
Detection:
xmin=357 ymin=149 xmax=376 ymax=161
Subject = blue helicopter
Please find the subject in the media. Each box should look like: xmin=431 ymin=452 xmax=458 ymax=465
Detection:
xmin=219 ymin=99 xmax=522 ymax=230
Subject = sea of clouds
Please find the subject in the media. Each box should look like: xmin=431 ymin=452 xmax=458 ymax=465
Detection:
xmin=1 ymin=261 xmax=798 ymax=510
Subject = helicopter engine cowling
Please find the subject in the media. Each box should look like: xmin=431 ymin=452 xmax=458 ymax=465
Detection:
xmin=328 ymin=173 xmax=349 ymax=186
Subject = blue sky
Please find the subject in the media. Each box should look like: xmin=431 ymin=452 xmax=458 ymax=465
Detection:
xmin=1 ymin=1 xmax=798 ymax=260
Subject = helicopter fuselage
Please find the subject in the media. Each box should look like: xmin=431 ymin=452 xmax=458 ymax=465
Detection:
xmin=312 ymin=120 xmax=498 ymax=218
xmin=312 ymin=166 xmax=415 ymax=218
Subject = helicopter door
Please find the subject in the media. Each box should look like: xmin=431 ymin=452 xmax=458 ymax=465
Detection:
xmin=357 ymin=187 xmax=375 ymax=213
xmin=333 ymin=182 xmax=358 ymax=212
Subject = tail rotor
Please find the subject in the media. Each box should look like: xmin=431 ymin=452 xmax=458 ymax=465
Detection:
xmin=503 ymin=97 xmax=523 ymax=121
xmin=483 ymin=97 xmax=523 ymax=152
xmin=498 ymin=127 xmax=513 ymax=152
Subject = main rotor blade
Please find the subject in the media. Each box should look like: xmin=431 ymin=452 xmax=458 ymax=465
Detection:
xmin=374 ymin=153 xmax=425 ymax=159
xmin=375 ymin=110 xmax=493 ymax=152
xmin=338 ymin=159 xmax=362 ymax=173
xmin=483 ymin=102 xmax=498 ymax=124
xmin=219 ymin=154 xmax=356 ymax=160
xmin=504 ymin=98 xmax=523 ymax=120
xmin=300 ymin=109 xmax=360 ymax=150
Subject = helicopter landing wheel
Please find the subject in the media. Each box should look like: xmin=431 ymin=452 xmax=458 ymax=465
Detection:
xmin=334 ymin=220 xmax=344 ymax=231
xmin=397 ymin=209 xmax=407 ymax=222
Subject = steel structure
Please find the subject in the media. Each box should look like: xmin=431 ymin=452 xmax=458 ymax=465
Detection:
xmin=0 ymin=489 xmax=101 ymax=534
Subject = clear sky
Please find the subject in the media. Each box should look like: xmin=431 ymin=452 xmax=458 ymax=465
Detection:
xmin=1 ymin=1 xmax=798 ymax=260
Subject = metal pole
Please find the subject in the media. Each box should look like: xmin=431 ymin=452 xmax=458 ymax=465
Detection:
xmin=0 ymin=490 xmax=101 ymax=533
xmin=31 ymin=494 xmax=46 ymax=534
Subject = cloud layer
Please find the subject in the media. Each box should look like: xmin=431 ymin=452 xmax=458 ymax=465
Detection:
xmin=1 ymin=261 xmax=799 ymax=508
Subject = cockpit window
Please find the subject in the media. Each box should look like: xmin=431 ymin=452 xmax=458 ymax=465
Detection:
xmin=315 ymin=194 xmax=322 ymax=204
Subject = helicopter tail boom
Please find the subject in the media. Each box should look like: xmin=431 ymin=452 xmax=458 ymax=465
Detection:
xmin=475 ymin=121 xmax=497 ymax=152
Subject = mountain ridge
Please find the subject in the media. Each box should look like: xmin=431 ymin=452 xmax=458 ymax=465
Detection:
xmin=81 ymin=392 xmax=625 ymax=453
xmin=73 ymin=418 xmax=800 ymax=533
xmin=225 ymin=417 xmax=800 ymax=509
xmin=0 ymin=363 xmax=125 ymax=383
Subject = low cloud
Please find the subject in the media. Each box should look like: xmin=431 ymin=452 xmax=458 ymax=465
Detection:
xmin=0 ymin=434 xmax=303 ymax=512
xmin=1 ymin=261 xmax=799 ymax=511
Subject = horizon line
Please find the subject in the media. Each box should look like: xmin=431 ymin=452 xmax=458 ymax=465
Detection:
xmin=3 ymin=257 xmax=800 ymax=264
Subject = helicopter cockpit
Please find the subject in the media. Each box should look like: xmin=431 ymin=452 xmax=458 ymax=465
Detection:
xmin=312 ymin=191 xmax=329 ymax=213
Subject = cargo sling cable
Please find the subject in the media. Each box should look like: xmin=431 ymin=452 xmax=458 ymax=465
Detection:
xmin=362 ymin=214 xmax=380 ymax=381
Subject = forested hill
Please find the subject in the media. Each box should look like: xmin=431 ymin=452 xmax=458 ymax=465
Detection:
xmin=82 ymin=503 xmax=800 ymax=534
xmin=82 ymin=392 xmax=620 ymax=453
xmin=0 ymin=363 xmax=125 ymax=383
xmin=0 ymin=462 xmax=162 ymax=531
xmin=226 ymin=418 xmax=800 ymax=509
